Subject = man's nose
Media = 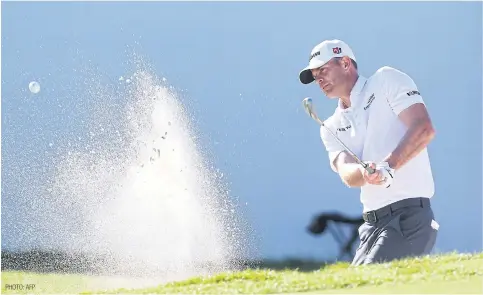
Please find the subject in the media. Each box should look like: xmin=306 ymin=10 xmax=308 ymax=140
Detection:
xmin=315 ymin=75 xmax=324 ymax=84
xmin=312 ymin=71 xmax=323 ymax=81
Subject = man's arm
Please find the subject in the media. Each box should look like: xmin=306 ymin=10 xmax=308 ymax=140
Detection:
xmin=333 ymin=151 xmax=366 ymax=187
xmin=379 ymin=67 xmax=436 ymax=171
xmin=384 ymin=103 xmax=435 ymax=170
xmin=320 ymin=119 xmax=366 ymax=188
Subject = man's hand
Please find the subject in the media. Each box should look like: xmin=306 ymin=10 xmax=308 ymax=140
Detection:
xmin=362 ymin=162 xmax=395 ymax=188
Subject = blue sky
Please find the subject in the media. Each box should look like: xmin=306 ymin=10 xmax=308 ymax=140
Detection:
xmin=2 ymin=1 xmax=482 ymax=260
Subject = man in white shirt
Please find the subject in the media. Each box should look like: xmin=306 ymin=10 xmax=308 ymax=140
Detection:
xmin=299 ymin=39 xmax=439 ymax=265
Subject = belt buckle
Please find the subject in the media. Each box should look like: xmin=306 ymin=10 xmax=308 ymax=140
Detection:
xmin=365 ymin=211 xmax=377 ymax=223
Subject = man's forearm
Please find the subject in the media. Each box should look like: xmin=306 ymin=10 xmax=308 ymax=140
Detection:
xmin=385 ymin=121 xmax=435 ymax=170
xmin=338 ymin=163 xmax=366 ymax=187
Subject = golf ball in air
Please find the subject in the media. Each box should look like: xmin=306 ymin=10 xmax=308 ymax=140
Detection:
xmin=29 ymin=81 xmax=41 ymax=94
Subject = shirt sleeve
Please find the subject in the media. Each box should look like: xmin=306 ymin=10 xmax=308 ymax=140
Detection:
xmin=319 ymin=124 xmax=344 ymax=173
xmin=380 ymin=67 xmax=425 ymax=116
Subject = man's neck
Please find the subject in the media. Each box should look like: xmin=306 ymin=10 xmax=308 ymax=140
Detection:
xmin=339 ymin=97 xmax=351 ymax=109
xmin=339 ymin=74 xmax=359 ymax=109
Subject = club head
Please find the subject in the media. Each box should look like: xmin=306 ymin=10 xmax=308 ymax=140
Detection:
xmin=302 ymin=97 xmax=318 ymax=121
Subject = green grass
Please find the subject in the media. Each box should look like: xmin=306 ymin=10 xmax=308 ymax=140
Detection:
xmin=2 ymin=252 xmax=482 ymax=294
xmin=314 ymin=276 xmax=482 ymax=294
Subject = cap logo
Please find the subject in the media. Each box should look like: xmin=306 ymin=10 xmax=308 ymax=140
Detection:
xmin=309 ymin=51 xmax=320 ymax=61
xmin=332 ymin=47 xmax=342 ymax=54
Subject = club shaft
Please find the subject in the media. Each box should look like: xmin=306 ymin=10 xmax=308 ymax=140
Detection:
xmin=315 ymin=118 xmax=365 ymax=167
xmin=323 ymin=123 xmax=374 ymax=173
xmin=305 ymin=101 xmax=375 ymax=174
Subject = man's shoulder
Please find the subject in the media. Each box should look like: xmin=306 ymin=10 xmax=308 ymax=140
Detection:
xmin=368 ymin=66 xmax=415 ymax=85
xmin=373 ymin=66 xmax=403 ymax=75
xmin=323 ymin=111 xmax=340 ymax=126
xmin=319 ymin=112 xmax=339 ymax=134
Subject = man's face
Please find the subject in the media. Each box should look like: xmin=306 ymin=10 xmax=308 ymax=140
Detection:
xmin=310 ymin=58 xmax=348 ymax=98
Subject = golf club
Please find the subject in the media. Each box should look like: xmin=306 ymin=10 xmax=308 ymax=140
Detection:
xmin=302 ymin=97 xmax=375 ymax=174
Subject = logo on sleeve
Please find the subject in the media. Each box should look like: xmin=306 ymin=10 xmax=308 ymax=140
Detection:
xmin=407 ymin=90 xmax=420 ymax=96
xmin=337 ymin=125 xmax=351 ymax=132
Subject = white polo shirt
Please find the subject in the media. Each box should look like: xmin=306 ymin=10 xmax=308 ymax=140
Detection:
xmin=320 ymin=66 xmax=435 ymax=212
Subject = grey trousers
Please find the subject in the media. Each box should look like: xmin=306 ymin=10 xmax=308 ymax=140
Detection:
xmin=352 ymin=197 xmax=438 ymax=266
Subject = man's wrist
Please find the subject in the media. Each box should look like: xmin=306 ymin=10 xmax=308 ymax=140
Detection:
xmin=384 ymin=154 xmax=398 ymax=170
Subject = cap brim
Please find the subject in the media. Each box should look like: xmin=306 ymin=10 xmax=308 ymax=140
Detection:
xmin=299 ymin=68 xmax=315 ymax=84
xmin=298 ymin=59 xmax=328 ymax=85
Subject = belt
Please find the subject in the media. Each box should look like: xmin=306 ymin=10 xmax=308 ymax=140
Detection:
xmin=362 ymin=197 xmax=430 ymax=223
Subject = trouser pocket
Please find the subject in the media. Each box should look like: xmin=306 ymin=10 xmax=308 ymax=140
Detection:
xmin=398 ymin=206 xmax=437 ymax=255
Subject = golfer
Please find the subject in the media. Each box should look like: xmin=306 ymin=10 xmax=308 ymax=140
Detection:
xmin=299 ymin=39 xmax=438 ymax=265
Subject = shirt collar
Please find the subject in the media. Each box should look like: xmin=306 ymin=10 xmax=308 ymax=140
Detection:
xmin=337 ymin=75 xmax=368 ymax=112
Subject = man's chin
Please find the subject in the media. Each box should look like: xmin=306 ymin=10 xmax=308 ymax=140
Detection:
xmin=324 ymin=91 xmax=338 ymax=99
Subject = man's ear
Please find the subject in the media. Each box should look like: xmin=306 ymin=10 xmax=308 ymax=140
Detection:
xmin=342 ymin=56 xmax=351 ymax=70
